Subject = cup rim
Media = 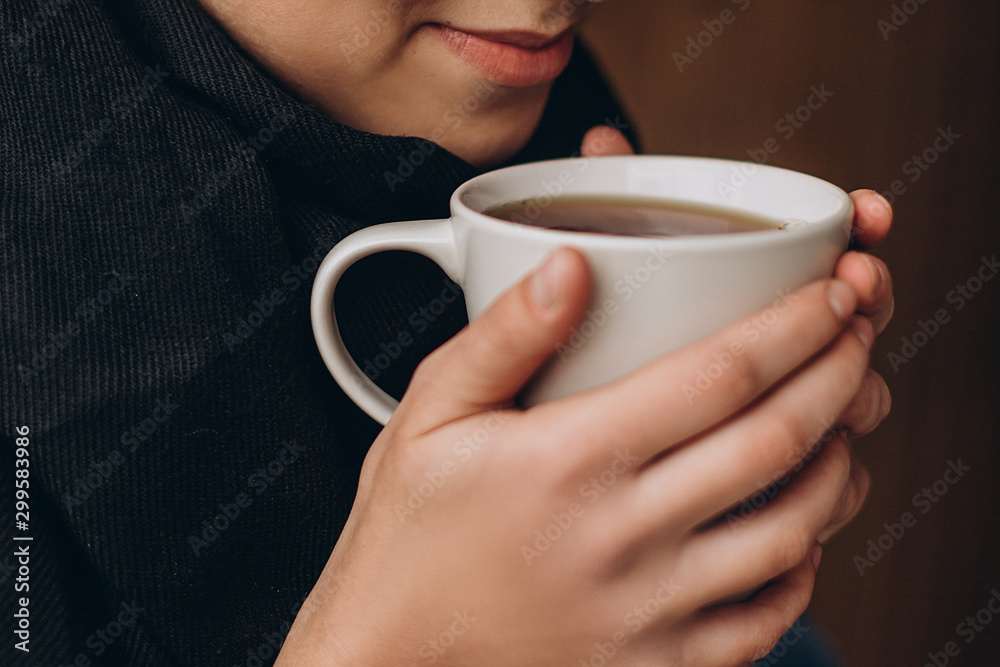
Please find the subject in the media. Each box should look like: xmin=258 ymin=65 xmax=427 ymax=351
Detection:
xmin=450 ymin=154 xmax=853 ymax=250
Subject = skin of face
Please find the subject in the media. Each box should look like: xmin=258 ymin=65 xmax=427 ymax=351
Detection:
xmin=196 ymin=0 xmax=597 ymax=167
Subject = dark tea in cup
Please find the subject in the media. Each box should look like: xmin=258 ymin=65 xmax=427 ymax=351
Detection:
xmin=486 ymin=195 xmax=786 ymax=237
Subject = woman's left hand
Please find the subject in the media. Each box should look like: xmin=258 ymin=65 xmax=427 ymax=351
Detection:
xmin=817 ymin=189 xmax=894 ymax=541
xmin=582 ymin=125 xmax=895 ymax=543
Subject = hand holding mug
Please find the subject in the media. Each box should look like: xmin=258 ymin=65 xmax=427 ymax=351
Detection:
xmin=281 ymin=249 xmax=878 ymax=666
xmin=279 ymin=155 xmax=894 ymax=665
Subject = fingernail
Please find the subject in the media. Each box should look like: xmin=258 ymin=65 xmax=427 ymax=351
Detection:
xmin=870 ymin=191 xmax=893 ymax=216
xmin=811 ymin=545 xmax=823 ymax=571
xmin=852 ymin=316 xmax=874 ymax=350
xmin=865 ymin=255 xmax=885 ymax=294
xmin=531 ymin=250 xmax=566 ymax=310
xmin=827 ymin=281 xmax=855 ymax=321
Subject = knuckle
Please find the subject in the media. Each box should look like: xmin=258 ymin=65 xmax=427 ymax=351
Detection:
xmin=774 ymin=522 xmax=815 ymax=574
xmin=747 ymin=609 xmax=792 ymax=663
xmin=883 ymin=265 xmax=896 ymax=298
xmin=850 ymin=381 xmax=877 ymax=436
xmin=748 ymin=415 xmax=806 ymax=473
xmin=836 ymin=482 xmax=865 ymax=528
xmin=826 ymin=437 xmax=854 ymax=493
xmin=873 ymin=294 xmax=896 ymax=334
xmin=854 ymin=370 xmax=892 ymax=435
xmin=849 ymin=330 xmax=872 ymax=371
xmin=749 ymin=639 xmax=780 ymax=664
xmin=884 ymin=294 xmax=896 ymax=323
xmin=788 ymin=571 xmax=815 ymax=619
xmin=506 ymin=408 xmax=598 ymax=490
xmin=750 ymin=597 xmax=812 ymax=663
xmin=876 ymin=372 xmax=893 ymax=422
xmin=724 ymin=347 xmax=766 ymax=405
xmin=875 ymin=257 xmax=894 ymax=289
xmin=532 ymin=420 xmax=590 ymax=481
xmin=834 ymin=334 xmax=870 ymax=391
xmin=853 ymin=464 xmax=873 ymax=513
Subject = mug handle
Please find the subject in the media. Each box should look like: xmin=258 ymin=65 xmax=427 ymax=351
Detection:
xmin=310 ymin=219 xmax=463 ymax=426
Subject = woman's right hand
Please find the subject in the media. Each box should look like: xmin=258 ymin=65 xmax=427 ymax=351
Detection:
xmin=277 ymin=247 xmax=881 ymax=666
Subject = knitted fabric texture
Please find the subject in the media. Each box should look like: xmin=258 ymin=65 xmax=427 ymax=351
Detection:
xmin=0 ymin=0 xmax=634 ymax=663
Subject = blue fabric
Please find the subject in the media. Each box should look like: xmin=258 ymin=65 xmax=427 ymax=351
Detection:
xmin=756 ymin=613 xmax=843 ymax=667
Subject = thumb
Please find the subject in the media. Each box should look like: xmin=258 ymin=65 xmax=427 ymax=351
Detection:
xmin=580 ymin=125 xmax=635 ymax=157
xmin=397 ymin=248 xmax=591 ymax=433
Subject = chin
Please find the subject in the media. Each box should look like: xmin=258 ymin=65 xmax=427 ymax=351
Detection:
xmin=435 ymin=88 xmax=551 ymax=168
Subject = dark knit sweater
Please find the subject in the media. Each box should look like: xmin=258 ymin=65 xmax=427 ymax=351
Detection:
xmin=0 ymin=0 xmax=634 ymax=664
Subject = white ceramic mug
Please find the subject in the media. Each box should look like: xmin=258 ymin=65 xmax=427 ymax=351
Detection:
xmin=311 ymin=155 xmax=853 ymax=425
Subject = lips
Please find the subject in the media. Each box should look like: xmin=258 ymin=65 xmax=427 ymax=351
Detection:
xmin=429 ymin=23 xmax=575 ymax=88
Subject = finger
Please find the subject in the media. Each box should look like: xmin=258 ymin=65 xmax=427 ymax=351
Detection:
xmin=561 ymin=279 xmax=858 ymax=464
xmin=848 ymin=189 xmax=893 ymax=249
xmin=671 ymin=548 xmax=820 ymax=666
xmin=817 ymin=452 xmax=871 ymax=543
xmin=834 ymin=251 xmax=895 ymax=334
xmin=580 ymin=125 xmax=635 ymax=157
xmin=670 ymin=436 xmax=847 ymax=609
xmin=397 ymin=248 xmax=590 ymax=434
xmin=632 ymin=316 xmax=872 ymax=533
xmin=837 ymin=368 xmax=891 ymax=438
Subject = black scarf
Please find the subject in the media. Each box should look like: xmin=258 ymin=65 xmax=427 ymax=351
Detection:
xmin=0 ymin=0 xmax=634 ymax=663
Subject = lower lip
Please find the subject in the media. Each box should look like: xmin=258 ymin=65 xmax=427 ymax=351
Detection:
xmin=429 ymin=24 xmax=575 ymax=88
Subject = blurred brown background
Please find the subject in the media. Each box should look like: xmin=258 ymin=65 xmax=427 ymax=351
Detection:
xmin=581 ymin=1 xmax=1000 ymax=664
